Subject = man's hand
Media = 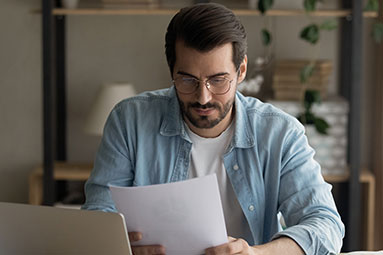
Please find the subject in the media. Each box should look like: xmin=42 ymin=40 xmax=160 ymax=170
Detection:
xmin=128 ymin=232 xmax=166 ymax=255
xmin=205 ymin=236 xmax=305 ymax=255
xmin=205 ymin=237 xmax=259 ymax=255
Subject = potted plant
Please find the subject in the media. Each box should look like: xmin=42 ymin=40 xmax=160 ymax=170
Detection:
xmin=297 ymin=89 xmax=329 ymax=134
xmin=256 ymin=0 xmax=382 ymax=97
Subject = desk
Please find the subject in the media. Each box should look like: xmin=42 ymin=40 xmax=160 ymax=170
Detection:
xmin=29 ymin=164 xmax=376 ymax=250
xmin=28 ymin=162 xmax=92 ymax=206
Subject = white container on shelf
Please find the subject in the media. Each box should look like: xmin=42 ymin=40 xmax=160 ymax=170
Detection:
xmin=268 ymin=97 xmax=349 ymax=176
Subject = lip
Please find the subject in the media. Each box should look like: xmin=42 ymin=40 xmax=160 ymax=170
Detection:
xmin=193 ymin=107 xmax=215 ymax=116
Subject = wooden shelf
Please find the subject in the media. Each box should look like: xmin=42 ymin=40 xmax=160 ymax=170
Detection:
xmin=34 ymin=162 xmax=92 ymax=180
xmin=49 ymin=8 xmax=378 ymax=18
xmin=323 ymin=168 xmax=374 ymax=183
xmin=52 ymin=7 xmax=177 ymax=15
xmin=323 ymin=171 xmax=350 ymax=183
xmin=233 ymin=9 xmax=378 ymax=17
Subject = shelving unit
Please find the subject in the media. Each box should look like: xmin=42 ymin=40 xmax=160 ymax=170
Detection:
xmin=41 ymin=0 xmax=376 ymax=251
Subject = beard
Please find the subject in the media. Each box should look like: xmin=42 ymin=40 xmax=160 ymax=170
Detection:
xmin=178 ymin=98 xmax=234 ymax=129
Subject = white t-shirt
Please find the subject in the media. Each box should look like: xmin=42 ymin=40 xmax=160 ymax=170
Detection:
xmin=185 ymin=122 xmax=252 ymax=241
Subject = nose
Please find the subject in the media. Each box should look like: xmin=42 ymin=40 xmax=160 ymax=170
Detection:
xmin=195 ymin=81 xmax=213 ymax=105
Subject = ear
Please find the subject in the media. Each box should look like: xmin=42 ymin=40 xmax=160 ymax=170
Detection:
xmin=237 ymin=55 xmax=247 ymax=84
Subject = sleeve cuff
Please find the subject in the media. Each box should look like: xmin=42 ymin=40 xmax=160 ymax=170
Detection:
xmin=271 ymin=225 xmax=338 ymax=255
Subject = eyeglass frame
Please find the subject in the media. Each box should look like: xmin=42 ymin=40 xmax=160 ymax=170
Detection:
xmin=172 ymin=70 xmax=240 ymax=95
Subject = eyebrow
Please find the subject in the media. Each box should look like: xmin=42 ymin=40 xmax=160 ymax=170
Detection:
xmin=176 ymin=71 xmax=229 ymax=79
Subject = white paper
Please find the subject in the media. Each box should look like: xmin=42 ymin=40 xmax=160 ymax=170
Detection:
xmin=110 ymin=174 xmax=228 ymax=255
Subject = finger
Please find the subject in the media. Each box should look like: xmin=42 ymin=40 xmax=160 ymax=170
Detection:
xmin=205 ymin=239 xmax=246 ymax=255
xmin=228 ymin=236 xmax=236 ymax=242
xmin=128 ymin=232 xmax=143 ymax=242
xmin=131 ymin=245 xmax=166 ymax=255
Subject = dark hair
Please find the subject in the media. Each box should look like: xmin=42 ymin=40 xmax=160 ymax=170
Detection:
xmin=165 ymin=3 xmax=247 ymax=76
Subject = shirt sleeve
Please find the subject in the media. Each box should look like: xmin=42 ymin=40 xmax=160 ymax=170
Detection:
xmin=271 ymin=127 xmax=345 ymax=255
xmin=82 ymin=104 xmax=134 ymax=212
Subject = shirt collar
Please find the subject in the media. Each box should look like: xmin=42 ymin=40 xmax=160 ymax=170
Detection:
xmin=159 ymin=86 xmax=189 ymax=140
xmin=231 ymin=92 xmax=256 ymax=149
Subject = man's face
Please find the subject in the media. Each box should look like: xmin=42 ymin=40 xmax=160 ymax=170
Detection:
xmin=173 ymin=41 xmax=247 ymax=136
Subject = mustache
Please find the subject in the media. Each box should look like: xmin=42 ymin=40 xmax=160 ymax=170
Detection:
xmin=189 ymin=102 xmax=219 ymax=109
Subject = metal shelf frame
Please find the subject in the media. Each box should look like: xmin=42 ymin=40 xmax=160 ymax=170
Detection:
xmin=339 ymin=0 xmax=363 ymax=251
xmin=42 ymin=0 xmax=67 ymax=205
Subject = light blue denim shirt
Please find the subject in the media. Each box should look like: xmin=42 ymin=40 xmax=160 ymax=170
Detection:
xmin=82 ymin=87 xmax=344 ymax=254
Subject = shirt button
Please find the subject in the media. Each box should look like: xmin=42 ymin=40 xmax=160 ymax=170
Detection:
xmin=233 ymin=164 xmax=239 ymax=171
xmin=248 ymin=205 xmax=255 ymax=211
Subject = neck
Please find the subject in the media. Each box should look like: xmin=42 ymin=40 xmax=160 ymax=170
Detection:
xmin=185 ymin=107 xmax=234 ymax=138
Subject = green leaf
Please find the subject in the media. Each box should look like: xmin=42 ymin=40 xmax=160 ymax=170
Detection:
xmin=300 ymin=64 xmax=315 ymax=84
xmin=365 ymin=0 xmax=379 ymax=11
xmin=297 ymin=112 xmax=316 ymax=125
xmin=303 ymin=89 xmax=321 ymax=112
xmin=304 ymin=0 xmax=317 ymax=12
xmin=300 ymin=24 xmax=320 ymax=44
xmin=314 ymin=117 xmax=330 ymax=135
xmin=258 ymin=0 xmax=274 ymax=14
xmin=261 ymin=29 xmax=272 ymax=46
xmin=297 ymin=89 xmax=328 ymax=133
xmin=319 ymin=19 xmax=338 ymax=31
xmin=305 ymin=90 xmax=321 ymax=105
xmin=372 ymin=23 xmax=383 ymax=44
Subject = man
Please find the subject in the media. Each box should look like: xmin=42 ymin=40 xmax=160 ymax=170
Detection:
xmin=82 ymin=3 xmax=344 ymax=255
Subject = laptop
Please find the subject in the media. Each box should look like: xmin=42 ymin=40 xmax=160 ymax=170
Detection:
xmin=0 ymin=202 xmax=132 ymax=255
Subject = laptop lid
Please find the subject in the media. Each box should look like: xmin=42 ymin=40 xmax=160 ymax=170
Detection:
xmin=0 ymin=202 xmax=132 ymax=255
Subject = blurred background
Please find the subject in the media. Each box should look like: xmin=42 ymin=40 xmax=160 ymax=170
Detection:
xmin=0 ymin=0 xmax=381 ymax=252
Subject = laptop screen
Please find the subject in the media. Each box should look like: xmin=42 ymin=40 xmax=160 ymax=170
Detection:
xmin=0 ymin=202 xmax=132 ymax=255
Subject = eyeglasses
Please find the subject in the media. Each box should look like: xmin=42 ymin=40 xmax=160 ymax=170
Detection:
xmin=173 ymin=76 xmax=234 ymax=95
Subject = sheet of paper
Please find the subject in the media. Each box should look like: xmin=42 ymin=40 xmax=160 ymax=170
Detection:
xmin=110 ymin=174 xmax=228 ymax=255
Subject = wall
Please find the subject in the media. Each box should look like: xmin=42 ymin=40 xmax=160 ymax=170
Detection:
xmin=0 ymin=1 xmax=376 ymax=209
xmin=66 ymin=14 xmax=173 ymax=161
xmin=0 ymin=0 xmax=42 ymax=203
